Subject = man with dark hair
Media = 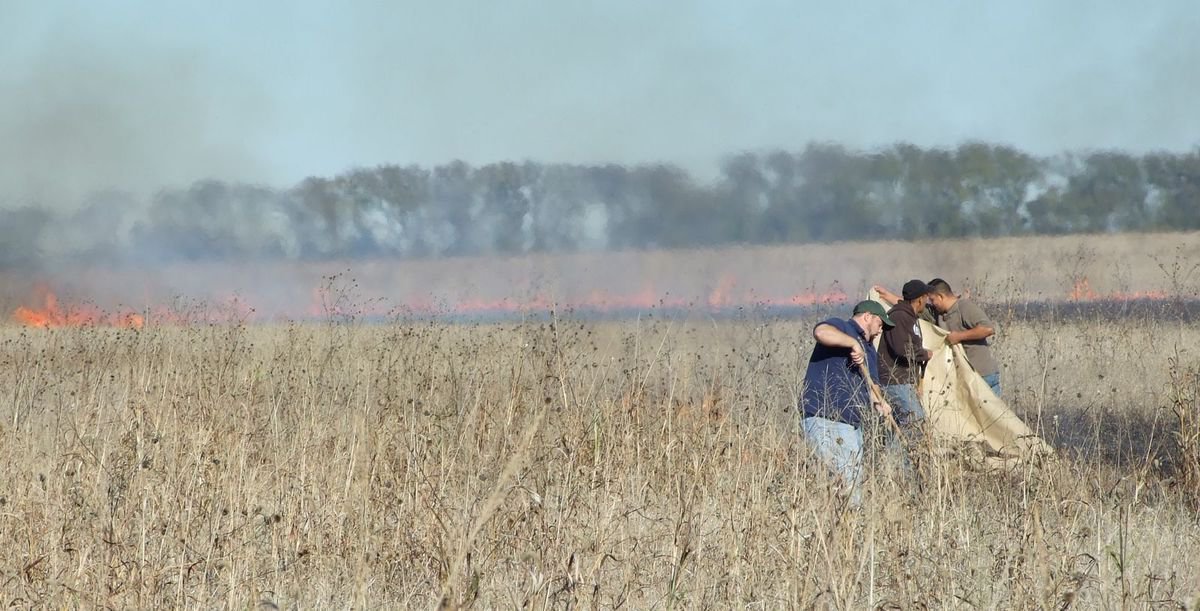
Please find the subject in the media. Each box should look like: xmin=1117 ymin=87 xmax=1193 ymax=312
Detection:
xmin=873 ymin=283 xmax=935 ymax=324
xmin=926 ymin=278 xmax=1002 ymax=397
xmin=800 ymin=300 xmax=895 ymax=507
xmin=878 ymin=280 xmax=934 ymax=426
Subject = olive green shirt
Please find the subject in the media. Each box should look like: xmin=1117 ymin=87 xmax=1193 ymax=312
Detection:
xmin=937 ymin=298 xmax=999 ymax=377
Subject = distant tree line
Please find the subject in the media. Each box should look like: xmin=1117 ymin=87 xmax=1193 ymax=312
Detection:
xmin=3 ymin=142 xmax=1199 ymax=266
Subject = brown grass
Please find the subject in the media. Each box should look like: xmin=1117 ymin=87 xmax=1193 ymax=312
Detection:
xmin=1 ymin=308 xmax=1198 ymax=607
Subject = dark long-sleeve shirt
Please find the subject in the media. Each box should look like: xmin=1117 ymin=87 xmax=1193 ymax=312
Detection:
xmin=879 ymin=301 xmax=929 ymax=386
xmin=801 ymin=317 xmax=880 ymax=426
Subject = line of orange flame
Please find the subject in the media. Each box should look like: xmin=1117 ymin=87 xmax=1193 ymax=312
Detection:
xmin=1068 ymin=278 xmax=1168 ymax=302
xmin=11 ymin=280 xmax=848 ymax=328
xmin=9 ymin=276 xmax=1176 ymax=328
xmin=12 ymin=287 xmax=144 ymax=329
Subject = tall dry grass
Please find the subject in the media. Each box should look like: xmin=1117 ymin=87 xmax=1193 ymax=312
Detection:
xmin=1 ymin=309 xmax=1198 ymax=607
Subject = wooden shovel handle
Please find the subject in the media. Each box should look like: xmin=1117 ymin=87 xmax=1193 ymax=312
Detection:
xmin=857 ymin=362 xmax=905 ymax=438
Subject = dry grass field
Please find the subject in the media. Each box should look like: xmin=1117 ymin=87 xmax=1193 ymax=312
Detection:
xmin=2 ymin=231 xmax=1199 ymax=607
xmin=2 ymin=304 xmax=1199 ymax=607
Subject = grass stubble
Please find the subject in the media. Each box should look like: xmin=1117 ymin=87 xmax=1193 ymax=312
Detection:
xmin=0 ymin=305 xmax=1199 ymax=608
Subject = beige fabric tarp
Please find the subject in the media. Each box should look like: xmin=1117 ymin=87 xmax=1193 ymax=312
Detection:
xmin=917 ymin=320 xmax=1052 ymax=461
xmin=867 ymin=290 xmax=1052 ymax=462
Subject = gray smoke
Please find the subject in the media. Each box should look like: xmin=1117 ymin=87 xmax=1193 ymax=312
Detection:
xmin=0 ymin=12 xmax=269 ymax=210
xmin=3 ymin=3 xmax=1199 ymax=268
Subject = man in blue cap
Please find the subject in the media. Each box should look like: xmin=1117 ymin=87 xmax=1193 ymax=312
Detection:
xmin=800 ymin=300 xmax=895 ymax=507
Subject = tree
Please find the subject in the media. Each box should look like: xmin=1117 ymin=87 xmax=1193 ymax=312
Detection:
xmin=475 ymin=161 xmax=531 ymax=253
xmin=430 ymin=161 xmax=476 ymax=255
xmin=1144 ymin=150 xmax=1200 ymax=231
xmin=717 ymin=152 xmax=768 ymax=243
xmin=794 ymin=143 xmax=880 ymax=241
xmin=894 ymin=144 xmax=968 ymax=238
xmin=955 ymin=142 xmax=1040 ymax=236
xmin=1059 ymin=151 xmax=1147 ymax=232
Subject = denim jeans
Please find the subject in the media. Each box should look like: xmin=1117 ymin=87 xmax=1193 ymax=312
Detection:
xmin=879 ymin=383 xmax=924 ymax=478
xmin=981 ymin=373 xmax=1001 ymax=398
xmin=881 ymin=384 xmax=925 ymax=425
xmin=802 ymin=416 xmax=863 ymax=507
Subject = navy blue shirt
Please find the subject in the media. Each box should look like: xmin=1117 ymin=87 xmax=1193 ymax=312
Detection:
xmin=801 ymin=317 xmax=880 ymax=426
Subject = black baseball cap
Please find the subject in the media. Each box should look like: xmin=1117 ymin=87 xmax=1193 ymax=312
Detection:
xmin=902 ymin=279 xmax=933 ymax=301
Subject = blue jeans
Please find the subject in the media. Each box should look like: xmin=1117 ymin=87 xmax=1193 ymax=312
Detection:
xmin=880 ymin=384 xmax=924 ymax=477
xmin=802 ymin=416 xmax=863 ymax=507
xmin=881 ymin=384 xmax=925 ymax=425
xmin=981 ymin=373 xmax=1001 ymax=398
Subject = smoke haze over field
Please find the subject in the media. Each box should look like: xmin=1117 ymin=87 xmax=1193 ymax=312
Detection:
xmin=0 ymin=5 xmax=269 ymax=207
xmin=3 ymin=1 xmax=1199 ymax=207
xmin=3 ymin=1 xmax=1200 ymax=312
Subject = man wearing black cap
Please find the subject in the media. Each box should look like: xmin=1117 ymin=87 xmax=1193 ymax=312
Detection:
xmin=800 ymin=300 xmax=895 ymax=507
xmin=875 ymin=278 xmax=1002 ymax=397
xmin=879 ymin=280 xmax=934 ymax=427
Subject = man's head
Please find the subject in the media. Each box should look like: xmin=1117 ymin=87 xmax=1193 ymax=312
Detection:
xmin=926 ymin=278 xmax=956 ymax=314
xmin=851 ymin=300 xmax=894 ymax=339
xmin=902 ymin=279 xmax=932 ymax=313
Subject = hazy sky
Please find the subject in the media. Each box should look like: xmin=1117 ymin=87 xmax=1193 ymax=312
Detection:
xmin=2 ymin=1 xmax=1198 ymax=204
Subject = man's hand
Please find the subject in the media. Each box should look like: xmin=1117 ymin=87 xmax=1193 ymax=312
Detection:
xmin=854 ymin=359 xmax=893 ymax=418
xmin=849 ymin=342 xmax=866 ymax=366
xmin=947 ymin=325 xmax=994 ymax=346
xmin=873 ymin=397 xmax=892 ymax=416
xmin=872 ymin=285 xmax=900 ymax=306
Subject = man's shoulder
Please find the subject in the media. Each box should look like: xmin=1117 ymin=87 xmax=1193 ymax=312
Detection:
xmin=959 ymin=299 xmax=993 ymax=322
xmin=887 ymin=302 xmax=916 ymax=321
xmin=815 ymin=317 xmax=851 ymax=331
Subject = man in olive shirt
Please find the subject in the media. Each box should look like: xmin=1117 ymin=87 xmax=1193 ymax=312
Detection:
xmin=927 ymin=278 xmax=1002 ymax=397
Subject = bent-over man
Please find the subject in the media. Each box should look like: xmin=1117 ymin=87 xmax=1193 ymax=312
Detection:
xmin=800 ymin=300 xmax=894 ymax=507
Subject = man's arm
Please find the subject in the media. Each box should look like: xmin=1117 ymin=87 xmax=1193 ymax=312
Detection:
xmin=884 ymin=318 xmax=931 ymax=363
xmin=946 ymin=301 xmax=997 ymax=345
xmin=813 ymin=321 xmax=890 ymax=415
xmin=872 ymin=285 xmax=901 ymax=306
xmin=947 ymin=325 xmax=994 ymax=344
xmin=813 ymin=322 xmax=866 ymax=365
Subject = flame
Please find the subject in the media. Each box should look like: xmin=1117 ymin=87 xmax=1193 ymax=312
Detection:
xmin=25 ymin=270 xmax=1183 ymax=327
xmin=1068 ymin=278 xmax=1168 ymax=302
xmin=44 ymin=268 xmax=1200 ymax=326
xmin=11 ymin=274 xmax=1178 ymax=329
xmin=12 ymin=285 xmax=144 ymax=329
xmin=9 ymin=279 xmax=855 ymax=327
